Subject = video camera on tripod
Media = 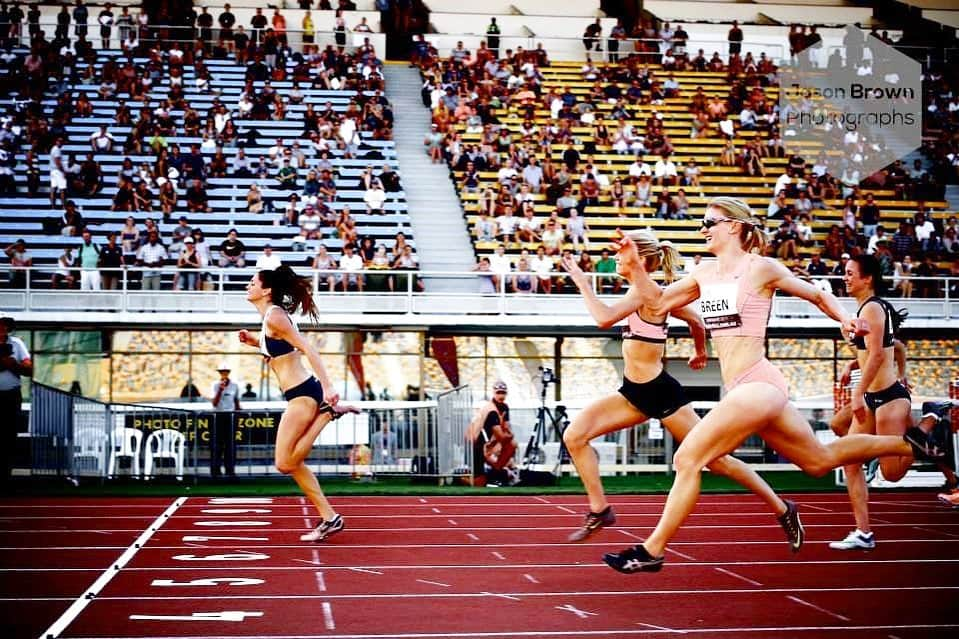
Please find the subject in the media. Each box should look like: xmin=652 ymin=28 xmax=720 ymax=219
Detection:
xmin=522 ymin=366 xmax=570 ymax=472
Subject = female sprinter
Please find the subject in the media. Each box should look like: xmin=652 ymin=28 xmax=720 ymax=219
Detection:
xmin=561 ymin=231 xmax=803 ymax=550
xmin=239 ymin=266 xmax=358 ymax=542
xmin=830 ymin=255 xmax=955 ymax=549
xmin=602 ymin=197 xmax=944 ymax=573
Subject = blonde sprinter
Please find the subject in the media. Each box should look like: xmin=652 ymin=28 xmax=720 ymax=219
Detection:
xmin=562 ymin=231 xmax=799 ymax=546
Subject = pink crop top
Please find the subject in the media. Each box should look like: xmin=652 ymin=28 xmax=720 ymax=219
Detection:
xmin=696 ymin=255 xmax=771 ymax=338
xmin=622 ymin=311 xmax=668 ymax=343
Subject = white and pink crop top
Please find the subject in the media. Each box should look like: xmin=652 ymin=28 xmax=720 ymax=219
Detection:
xmin=696 ymin=255 xmax=771 ymax=338
xmin=622 ymin=311 xmax=668 ymax=343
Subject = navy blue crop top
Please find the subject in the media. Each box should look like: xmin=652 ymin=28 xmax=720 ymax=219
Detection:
xmin=259 ymin=306 xmax=297 ymax=357
xmin=852 ymin=296 xmax=895 ymax=350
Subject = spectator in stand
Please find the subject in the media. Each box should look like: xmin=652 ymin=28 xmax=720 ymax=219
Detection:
xmin=806 ymin=252 xmax=831 ymax=293
xmin=583 ymin=18 xmax=602 ymax=52
xmin=99 ymin=232 xmax=123 ymax=290
xmin=339 ymin=243 xmax=365 ymax=291
xmin=53 ymin=247 xmax=77 ymax=289
xmin=914 ymin=211 xmax=937 ymax=253
xmin=136 ymin=230 xmax=167 ymax=291
xmin=4 ymin=239 xmax=31 ymax=289
xmin=541 ymin=218 xmax=566 ymax=256
xmin=893 ymin=255 xmax=914 ymax=298
xmin=891 ymin=222 xmax=915 ymax=261
xmin=89 ymin=125 xmax=114 ymax=153
xmin=530 ymin=246 xmax=554 ymax=294
xmin=654 ymin=154 xmax=678 ymax=187
xmin=186 ymin=178 xmax=211 ymax=213
xmin=77 ymin=228 xmax=102 ymax=291
xmin=859 ymin=193 xmax=880 ymax=238
xmin=512 ymin=256 xmax=536 ymax=294
xmin=364 ymin=180 xmax=387 ymax=214
xmin=914 ymin=254 xmax=941 ymax=297
xmin=97 ymin=2 xmax=113 ymax=49
xmin=246 ymin=183 xmax=264 ymax=213
xmin=255 ymin=244 xmax=282 ymax=271
xmin=176 ymin=237 xmax=202 ymax=290
xmin=218 ymin=229 xmax=246 ymax=269
xmin=218 ymin=3 xmax=236 ymax=47
xmin=767 ymin=191 xmax=791 ymax=219
xmin=312 ymin=244 xmax=338 ymax=292
xmin=867 ymin=225 xmax=889 ymax=255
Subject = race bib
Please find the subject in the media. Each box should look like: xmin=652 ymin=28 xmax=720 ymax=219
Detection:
xmin=700 ymin=283 xmax=742 ymax=330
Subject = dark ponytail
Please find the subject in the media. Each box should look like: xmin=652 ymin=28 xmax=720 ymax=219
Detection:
xmin=891 ymin=307 xmax=908 ymax=336
xmin=259 ymin=265 xmax=318 ymax=321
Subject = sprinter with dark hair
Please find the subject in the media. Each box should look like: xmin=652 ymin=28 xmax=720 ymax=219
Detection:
xmin=239 ymin=266 xmax=358 ymax=542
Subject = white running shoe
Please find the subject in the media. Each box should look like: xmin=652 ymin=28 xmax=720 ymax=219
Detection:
xmin=300 ymin=514 xmax=344 ymax=542
xmin=828 ymin=529 xmax=875 ymax=550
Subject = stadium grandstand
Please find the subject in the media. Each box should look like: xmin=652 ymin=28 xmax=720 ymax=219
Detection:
xmin=1 ymin=0 xmax=953 ymax=403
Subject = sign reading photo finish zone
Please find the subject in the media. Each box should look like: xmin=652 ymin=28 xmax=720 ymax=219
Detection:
xmin=779 ymin=25 xmax=921 ymax=179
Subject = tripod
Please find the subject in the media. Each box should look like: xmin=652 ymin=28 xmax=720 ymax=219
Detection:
xmin=523 ymin=368 xmax=571 ymax=473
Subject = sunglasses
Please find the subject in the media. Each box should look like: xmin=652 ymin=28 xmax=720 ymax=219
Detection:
xmin=701 ymin=217 xmax=735 ymax=229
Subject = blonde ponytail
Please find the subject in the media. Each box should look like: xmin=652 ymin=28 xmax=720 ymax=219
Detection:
xmin=624 ymin=230 xmax=685 ymax=282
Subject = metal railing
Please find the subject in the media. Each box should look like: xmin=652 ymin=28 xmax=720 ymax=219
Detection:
xmin=1 ymin=266 xmax=956 ymax=322
xmin=22 ymin=383 xmax=959 ymax=488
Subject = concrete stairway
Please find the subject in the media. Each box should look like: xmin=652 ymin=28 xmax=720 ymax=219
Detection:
xmin=383 ymin=64 xmax=475 ymax=292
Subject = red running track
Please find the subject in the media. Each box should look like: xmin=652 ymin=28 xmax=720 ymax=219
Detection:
xmin=1 ymin=493 xmax=958 ymax=638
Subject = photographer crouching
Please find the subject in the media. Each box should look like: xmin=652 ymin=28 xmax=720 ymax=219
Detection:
xmin=466 ymin=380 xmax=520 ymax=486
xmin=0 ymin=316 xmax=32 ymax=485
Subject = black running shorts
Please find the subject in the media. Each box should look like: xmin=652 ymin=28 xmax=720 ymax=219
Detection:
xmin=618 ymin=369 xmax=689 ymax=420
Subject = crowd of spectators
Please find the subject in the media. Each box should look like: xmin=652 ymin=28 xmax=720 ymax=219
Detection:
xmin=414 ymin=18 xmax=956 ymax=297
xmin=0 ymin=1 xmax=415 ymax=291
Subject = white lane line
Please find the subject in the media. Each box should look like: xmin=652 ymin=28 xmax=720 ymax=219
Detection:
xmin=419 ymin=498 xmax=427 ymax=503
xmin=322 ymin=601 xmax=335 ymax=629
xmin=802 ymin=504 xmax=832 ymax=512
xmin=416 ymin=579 xmax=451 ymax=588
xmin=298 ymin=497 xmax=306 ymax=506
xmin=38 ymin=497 xmax=186 ymax=639
xmin=301 ymin=506 xmax=310 ymax=516
xmin=534 ymin=497 xmax=551 ymax=504
xmin=348 ymin=567 xmax=384 ymax=575
xmin=491 ymin=551 xmax=506 ymax=560
xmin=714 ymin=567 xmax=762 ymax=587
xmin=556 ymin=506 xmax=577 ymax=514
xmin=637 ymin=622 xmax=683 ymax=633
xmin=666 ymin=548 xmax=697 ymax=561
xmin=872 ymin=517 xmax=893 ymax=524
xmin=618 ymin=530 xmax=642 ymax=540
xmin=913 ymin=526 xmax=959 ymax=539
xmin=77 ymin=586 xmax=959 ymax=601
xmin=49 ymin=623 xmax=959 ymax=638
xmin=524 ymin=574 xmax=540 ymax=584
xmin=302 ymin=517 xmax=312 ymax=530
xmin=312 ymin=548 xmax=321 ymax=565
xmin=786 ymin=595 xmax=851 ymax=621
xmin=480 ymin=591 xmax=521 ymax=601
xmin=10 ymin=559 xmax=959 ymax=573
xmin=291 ymin=558 xmax=323 ymax=566
xmin=432 ymin=508 xmax=441 ymax=513
xmin=448 ymin=519 xmax=458 ymax=526
xmin=467 ymin=533 xmax=480 ymax=541
xmin=315 ymin=571 xmax=326 ymax=592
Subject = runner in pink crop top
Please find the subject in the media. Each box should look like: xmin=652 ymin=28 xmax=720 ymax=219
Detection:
xmin=696 ymin=254 xmax=771 ymax=339
xmin=621 ymin=310 xmax=668 ymax=343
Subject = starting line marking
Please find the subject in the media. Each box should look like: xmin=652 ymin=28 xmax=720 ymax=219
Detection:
xmin=315 ymin=571 xmax=327 ymax=593
xmin=555 ymin=604 xmax=598 ymax=619
xmin=637 ymin=622 xmax=682 ymax=633
xmin=38 ymin=496 xmax=187 ymax=639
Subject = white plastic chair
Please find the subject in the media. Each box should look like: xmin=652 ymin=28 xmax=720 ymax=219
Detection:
xmin=73 ymin=427 xmax=109 ymax=475
xmin=108 ymin=427 xmax=143 ymax=478
xmin=144 ymin=429 xmax=185 ymax=480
